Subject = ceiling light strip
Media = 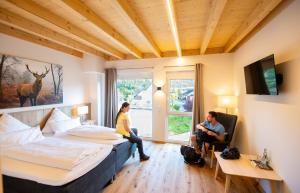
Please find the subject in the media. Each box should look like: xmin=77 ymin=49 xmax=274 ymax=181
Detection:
xmin=166 ymin=0 xmax=181 ymax=57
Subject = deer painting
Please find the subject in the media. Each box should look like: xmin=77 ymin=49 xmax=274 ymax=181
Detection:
xmin=17 ymin=64 xmax=50 ymax=107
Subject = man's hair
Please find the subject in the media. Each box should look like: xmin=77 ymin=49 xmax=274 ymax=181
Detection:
xmin=208 ymin=111 xmax=218 ymax=119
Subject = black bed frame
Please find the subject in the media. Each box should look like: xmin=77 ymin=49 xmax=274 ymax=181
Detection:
xmin=3 ymin=141 xmax=137 ymax=193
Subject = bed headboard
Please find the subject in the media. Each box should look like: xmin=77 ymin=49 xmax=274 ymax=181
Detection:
xmin=1 ymin=103 xmax=91 ymax=129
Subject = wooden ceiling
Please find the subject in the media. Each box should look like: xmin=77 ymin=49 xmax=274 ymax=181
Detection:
xmin=0 ymin=0 xmax=283 ymax=60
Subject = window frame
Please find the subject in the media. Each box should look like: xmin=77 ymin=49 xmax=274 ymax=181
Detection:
xmin=116 ymin=71 xmax=154 ymax=138
xmin=166 ymin=71 xmax=195 ymax=141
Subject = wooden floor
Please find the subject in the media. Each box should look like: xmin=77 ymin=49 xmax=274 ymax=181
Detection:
xmin=102 ymin=142 xmax=262 ymax=193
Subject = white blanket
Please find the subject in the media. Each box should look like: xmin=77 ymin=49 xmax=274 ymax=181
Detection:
xmin=67 ymin=125 xmax=122 ymax=140
xmin=2 ymin=138 xmax=113 ymax=170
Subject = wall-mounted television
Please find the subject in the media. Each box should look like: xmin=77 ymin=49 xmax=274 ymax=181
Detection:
xmin=244 ymin=54 xmax=279 ymax=95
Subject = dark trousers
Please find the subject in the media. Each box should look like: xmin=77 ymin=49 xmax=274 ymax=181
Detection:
xmin=195 ymin=130 xmax=217 ymax=147
xmin=123 ymin=128 xmax=144 ymax=157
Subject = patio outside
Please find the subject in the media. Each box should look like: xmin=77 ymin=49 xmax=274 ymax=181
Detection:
xmin=117 ymin=79 xmax=152 ymax=138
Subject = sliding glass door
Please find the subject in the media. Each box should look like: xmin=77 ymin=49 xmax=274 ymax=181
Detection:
xmin=117 ymin=78 xmax=153 ymax=138
xmin=167 ymin=72 xmax=194 ymax=142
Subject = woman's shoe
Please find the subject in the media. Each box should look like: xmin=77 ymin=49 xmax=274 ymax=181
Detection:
xmin=140 ymin=155 xmax=150 ymax=161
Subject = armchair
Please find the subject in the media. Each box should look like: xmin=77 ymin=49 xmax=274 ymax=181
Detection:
xmin=209 ymin=112 xmax=238 ymax=168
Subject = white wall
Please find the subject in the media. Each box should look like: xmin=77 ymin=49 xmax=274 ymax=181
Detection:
xmin=82 ymin=53 xmax=106 ymax=124
xmin=232 ymin=1 xmax=300 ymax=192
xmin=0 ymin=34 xmax=89 ymax=113
xmin=106 ymin=54 xmax=234 ymax=141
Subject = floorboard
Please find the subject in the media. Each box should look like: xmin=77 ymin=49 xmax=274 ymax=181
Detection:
xmin=102 ymin=142 xmax=262 ymax=193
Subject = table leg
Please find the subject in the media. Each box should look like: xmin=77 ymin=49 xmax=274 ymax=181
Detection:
xmin=270 ymin=180 xmax=281 ymax=193
xmin=214 ymin=161 xmax=219 ymax=179
xmin=210 ymin=145 xmax=215 ymax=168
xmin=0 ymin=158 xmax=3 ymax=193
xmin=224 ymin=175 xmax=231 ymax=193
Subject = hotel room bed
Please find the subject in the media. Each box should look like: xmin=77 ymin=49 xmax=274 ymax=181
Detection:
xmin=1 ymin=110 xmax=137 ymax=193
xmin=2 ymin=136 xmax=136 ymax=193
xmin=3 ymin=150 xmax=116 ymax=193
xmin=56 ymin=134 xmax=137 ymax=173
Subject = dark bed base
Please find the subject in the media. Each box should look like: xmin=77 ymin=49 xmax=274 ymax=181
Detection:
xmin=114 ymin=141 xmax=136 ymax=173
xmin=3 ymin=141 xmax=137 ymax=193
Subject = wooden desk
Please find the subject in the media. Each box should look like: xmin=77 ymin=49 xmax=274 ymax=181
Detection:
xmin=214 ymin=152 xmax=282 ymax=193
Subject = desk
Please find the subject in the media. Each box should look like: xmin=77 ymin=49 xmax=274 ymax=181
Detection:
xmin=214 ymin=152 xmax=282 ymax=193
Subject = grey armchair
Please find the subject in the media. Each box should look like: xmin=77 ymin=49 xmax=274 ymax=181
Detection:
xmin=209 ymin=112 xmax=238 ymax=168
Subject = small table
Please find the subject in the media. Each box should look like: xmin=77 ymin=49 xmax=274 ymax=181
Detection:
xmin=214 ymin=152 xmax=282 ymax=193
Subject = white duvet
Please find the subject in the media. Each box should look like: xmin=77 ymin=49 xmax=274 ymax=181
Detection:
xmin=1 ymin=137 xmax=113 ymax=171
xmin=67 ymin=125 xmax=122 ymax=140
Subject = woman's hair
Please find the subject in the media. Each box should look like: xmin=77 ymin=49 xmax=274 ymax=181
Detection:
xmin=116 ymin=102 xmax=130 ymax=123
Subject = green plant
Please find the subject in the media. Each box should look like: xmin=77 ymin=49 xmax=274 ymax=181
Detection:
xmin=168 ymin=115 xmax=192 ymax=135
xmin=171 ymin=104 xmax=180 ymax=111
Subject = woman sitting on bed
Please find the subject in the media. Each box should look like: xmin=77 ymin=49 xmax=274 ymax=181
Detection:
xmin=116 ymin=102 xmax=150 ymax=161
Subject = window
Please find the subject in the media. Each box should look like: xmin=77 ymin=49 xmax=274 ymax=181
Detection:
xmin=167 ymin=72 xmax=194 ymax=141
xmin=169 ymin=79 xmax=194 ymax=112
xmin=117 ymin=78 xmax=153 ymax=138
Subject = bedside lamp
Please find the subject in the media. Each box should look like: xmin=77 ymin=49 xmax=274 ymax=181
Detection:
xmin=77 ymin=105 xmax=88 ymax=122
xmin=218 ymin=95 xmax=237 ymax=114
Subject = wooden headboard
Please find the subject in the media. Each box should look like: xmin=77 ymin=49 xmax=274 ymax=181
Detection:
xmin=1 ymin=103 xmax=91 ymax=129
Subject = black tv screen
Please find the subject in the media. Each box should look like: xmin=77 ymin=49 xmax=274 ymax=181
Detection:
xmin=244 ymin=54 xmax=278 ymax=95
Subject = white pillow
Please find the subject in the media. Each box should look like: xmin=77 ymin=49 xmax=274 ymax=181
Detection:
xmin=68 ymin=126 xmax=122 ymax=140
xmin=42 ymin=108 xmax=71 ymax=134
xmin=49 ymin=118 xmax=81 ymax=135
xmin=0 ymin=127 xmax=44 ymax=149
xmin=0 ymin=113 xmax=30 ymax=133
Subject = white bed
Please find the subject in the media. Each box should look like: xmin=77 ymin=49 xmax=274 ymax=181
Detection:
xmin=0 ymin=111 xmax=120 ymax=191
xmin=0 ymin=126 xmax=114 ymax=186
xmin=53 ymin=133 xmax=128 ymax=145
xmin=1 ymin=146 xmax=112 ymax=186
xmin=2 ymin=137 xmax=112 ymax=170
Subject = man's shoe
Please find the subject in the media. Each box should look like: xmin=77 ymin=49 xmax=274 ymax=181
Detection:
xmin=140 ymin=155 xmax=150 ymax=161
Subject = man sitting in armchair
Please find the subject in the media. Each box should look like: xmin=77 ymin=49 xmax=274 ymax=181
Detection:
xmin=191 ymin=111 xmax=225 ymax=155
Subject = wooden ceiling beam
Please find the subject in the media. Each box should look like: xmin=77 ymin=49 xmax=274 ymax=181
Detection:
xmin=200 ymin=0 xmax=227 ymax=54
xmin=0 ymin=23 xmax=83 ymax=58
xmin=108 ymin=47 xmax=224 ymax=60
xmin=110 ymin=0 xmax=162 ymax=58
xmin=224 ymin=0 xmax=283 ymax=52
xmin=0 ymin=8 xmax=106 ymax=59
xmin=7 ymin=0 xmax=125 ymax=59
xmin=165 ymin=0 xmax=181 ymax=57
xmin=60 ymin=0 xmax=142 ymax=59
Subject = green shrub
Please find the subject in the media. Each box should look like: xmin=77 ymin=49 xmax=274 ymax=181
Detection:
xmin=168 ymin=116 xmax=192 ymax=135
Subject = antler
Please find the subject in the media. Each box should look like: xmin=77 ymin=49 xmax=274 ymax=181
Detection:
xmin=26 ymin=64 xmax=38 ymax=76
xmin=41 ymin=66 xmax=50 ymax=77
